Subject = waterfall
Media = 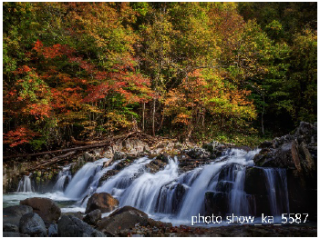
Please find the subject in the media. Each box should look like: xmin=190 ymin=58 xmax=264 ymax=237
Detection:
xmin=9 ymin=147 xmax=292 ymax=225
xmin=263 ymin=168 xmax=290 ymax=216
xmin=64 ymin=158 xmax=111 ymax=199
xmin=119 ymin=157 xmax=179 ymax=214
xmin=17 ymin=174 xmax=33 ymax=192
xmin=53 ymin=165 xmax=72 ymax=192
xmin=96 ymin=157 xmax=152 ymax=198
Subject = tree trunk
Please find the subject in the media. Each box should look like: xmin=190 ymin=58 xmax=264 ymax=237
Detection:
xmin=142 ymin=102 xmax=145 ymax=132
xmin=152 ymin=98 xmax=156 ymax=137
xmin=261 ymin=94 xmax=265 ymax=135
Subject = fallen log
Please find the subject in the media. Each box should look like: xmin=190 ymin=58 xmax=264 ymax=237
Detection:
xmin=3 ymin=131 xmax=141 ymax=160
xmin=26 ymin=151 xmax=76 ymax=172
xmin=3 ymin=141 xmax=113 ymax=160
xmin=71 ymin=136 xmax=110 ymax=146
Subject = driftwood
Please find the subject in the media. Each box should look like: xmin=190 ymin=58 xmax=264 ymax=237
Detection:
xmin=26 ymin=151 xmax=76 ymax=173
xmin=3 ymin=142 xmax=113 ymax=160
xmin=3 ymin=131 xmax=148 ymax=160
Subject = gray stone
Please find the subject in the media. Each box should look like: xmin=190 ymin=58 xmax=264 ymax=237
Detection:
xmin=19 ymin=213 xmax=47 ymax=237
xmin=113 ymin=151 xmax=126 ymax=161
xmin=98 ymin=206 xmax=149 ymax=236
xmin=48 ymin=223 xmax=58 ymax=237
xmin=84 ymin=209 xmax=102 ymax=225
xmin=3 ymin=205 xmax=33 ymax=226
xmin=84 ymin=152 xmax=95 ymax=161
xmin=58 ymin=215 xmax=105 ymax=237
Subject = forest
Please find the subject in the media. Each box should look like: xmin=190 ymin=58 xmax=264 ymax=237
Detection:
xmin=3 ymin=2 xmax=317 ymax=153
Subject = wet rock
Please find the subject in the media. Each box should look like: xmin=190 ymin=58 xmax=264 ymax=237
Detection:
xmin=287 ymin=169 xmax=317 ymax=221
xmin=20 ymin=197 xmax=61 ymax=224
xmin=84 ymin=209 xmax=102 ymax=225
xmin=203 ymin=141 xmax=224 ymax=153
xmin=171 ymin=184 xmax=186 ymax=213
xmin=184 ymin=147 xmax=211 ymax=159
xmin=156 ymin=153 xmax=171 ymax=163
xmin=145 ymin=159 xmax=167 ymax=173
xmin=218 ymin=163 xmax=242 ymax=182
xmin=85 ymin=192 xmax=119 ymax=214
xmin=254 ymin=142 xmax=296 ymax=168
xmin=3 ymin=223 xmax=19 ymax=232
xmin=58 ymin=215 xmax=105 ymax=237
xmin=215 ymin=181 xmax=233 ymax=193
xmin=84 ymin=152 xmax=95 ymax=161
xmin=19 ymin=213 xmax=47 ymax=237
xmin=97 ymin=206 xmax=149 ymax=236
xmin=3 ymin=205 xmax=33 ymax=226
xmin=113 ymin=151 xmax=126 ymax=161
xmin=48 ymin=223 xmax=58 ymax=237
xmin=244 ymin=167 xmax=268 ymax=195
xmin=204 ymin=192 xmax=229 ymax=216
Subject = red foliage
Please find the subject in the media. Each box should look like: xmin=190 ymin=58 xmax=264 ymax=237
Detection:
xmin=4 ymin=127 xmax=39 ymax=147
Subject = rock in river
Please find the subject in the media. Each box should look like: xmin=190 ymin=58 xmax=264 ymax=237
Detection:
xmin=58 ymin=215 xmax=105 ymax=237
xmin=19 ymin=212 xmax=47 ymax=237
xmin=85 ymin=192 xmax=119 ymax=214
xmin=20 ymin=197 xmax=61 ymax=224
xmin=97 ymin=206 xmax=149 ymax=236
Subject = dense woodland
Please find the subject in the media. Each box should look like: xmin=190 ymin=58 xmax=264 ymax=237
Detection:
xmin=3 ymin=2 xmax=317 ymax=152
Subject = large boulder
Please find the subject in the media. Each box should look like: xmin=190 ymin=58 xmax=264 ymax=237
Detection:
xmin=97 ymin=206 xmax=149 ymax=236
xmin=83 ymin=209 xmax=102 ymax=225
xmin=85 ymin=192 xmax=119 ymax=214
xmin=20 ymin=197 xmax=61 ymax=224
xmin=3 ymin=205 xmax=33 ymax=226
xmin=58 ymin=215 xmax=105 ymax=237
xmin=19 ymin=213 xmax=47 ymax=237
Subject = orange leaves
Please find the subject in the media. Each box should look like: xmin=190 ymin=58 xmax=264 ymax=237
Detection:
xmin=33 ymin=39 xmax=43 ymax=52
xmin=4 ymin=127 xmax=39 ymax=147
xmin=33 ymin=40 xmax=72 ymax=59
xmin=13 ymin=65 xmax=33 ymax=74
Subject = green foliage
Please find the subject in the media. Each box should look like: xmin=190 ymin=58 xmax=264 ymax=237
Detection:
xmin=3 ymin=2 xmax=317 ymax=151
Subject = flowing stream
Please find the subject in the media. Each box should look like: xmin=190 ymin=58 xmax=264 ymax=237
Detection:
xmin=4 ymin=149 xmax=290 ymax=225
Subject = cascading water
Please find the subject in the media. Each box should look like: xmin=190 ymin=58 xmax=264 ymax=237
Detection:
xmin=64 ymin=158 xmax=117 ymax=200
xmin=263 ymin=168 xmax=290 ymax=216
xmin=53 ymin=165 xmax=72 ymax=192
xmin=7 ymin=148 xmax=292 ymax=225
xmin=17 ymin=174 xmax=33 ymax=192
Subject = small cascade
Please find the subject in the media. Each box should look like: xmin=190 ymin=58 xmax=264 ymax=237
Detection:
xmin=17 ymin=174 xmax=33 ymax=192
xmin=53 ymin=165 xmax=72 ymax=192
xmin=263 ymin=168 xmax=290 ymax=216
xmin=64 ymin=158 xmax=111 ymax=199
xmin=97 ymin=157 xmax=152 ymax=198
xmin=176 ymin=149 xmax=257 ymax=220
xmin=229 ymin=168 xmax=250 ymax=216
xmin=119 ymin=157 xmax=179 ymax=214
